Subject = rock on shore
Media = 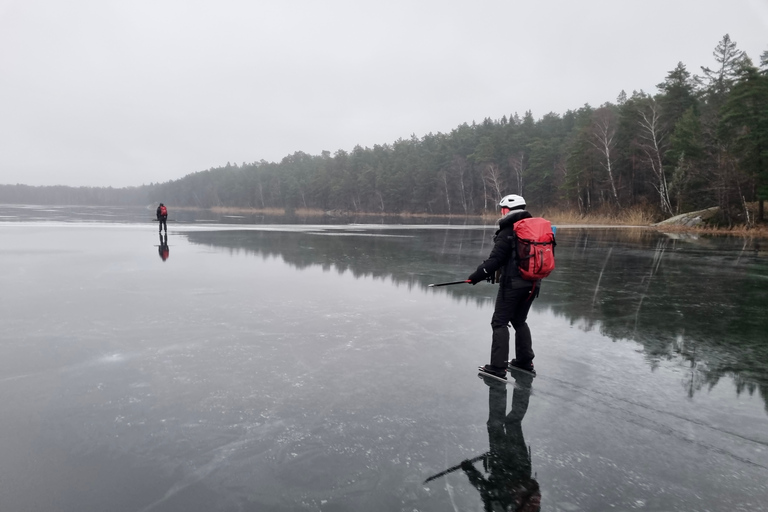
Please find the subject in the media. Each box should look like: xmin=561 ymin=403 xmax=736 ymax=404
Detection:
xmin=654 ymin=206 xmax=720 ymax=227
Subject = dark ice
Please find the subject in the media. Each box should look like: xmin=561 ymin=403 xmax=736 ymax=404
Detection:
xmin=1 ymin=205 xmax=767 ymax=511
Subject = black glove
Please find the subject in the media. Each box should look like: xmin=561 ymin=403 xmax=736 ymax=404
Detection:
xmin=467 ymin=267 xmax=490 ymax=285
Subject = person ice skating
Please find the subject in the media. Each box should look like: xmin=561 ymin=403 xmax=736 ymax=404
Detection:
xmin=156 ymin=203 xmax=168 ymax=233
xmin=158 ymin=232 xmax=169 ymax=261
xmin=463 ymin=371 xmax=540 ymax=512
xmin=468 ymin=194 xmax=538 ymax=380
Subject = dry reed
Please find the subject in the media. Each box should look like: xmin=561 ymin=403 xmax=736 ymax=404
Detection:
xmin=538 ymin=206 xmax=657 ymax=226
xmin=210 ymin=206 xmax=287 ymax=215
xmin=482 ymin=206 xmax=656 ymax=226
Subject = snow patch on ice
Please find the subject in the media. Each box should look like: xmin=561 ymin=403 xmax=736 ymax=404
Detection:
xmin=100 ymin=353 xmax=125 ymax=363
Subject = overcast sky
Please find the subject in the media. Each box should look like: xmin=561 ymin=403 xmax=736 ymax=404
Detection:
xmin=1 ymin=0 xmax=767 ymax=188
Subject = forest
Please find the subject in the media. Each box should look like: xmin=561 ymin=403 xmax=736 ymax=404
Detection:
xmin=2 ymin=35 xmax=767 ymax=225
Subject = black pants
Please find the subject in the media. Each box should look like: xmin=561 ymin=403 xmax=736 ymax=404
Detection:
xmin=158 ymin=217 xmax=167 ymax=232
xmin=489 ymin=285 xmax=535 ymax=368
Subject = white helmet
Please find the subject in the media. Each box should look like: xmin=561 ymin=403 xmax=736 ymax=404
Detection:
xmin=499 ymin=194 xmax=526 ymax=210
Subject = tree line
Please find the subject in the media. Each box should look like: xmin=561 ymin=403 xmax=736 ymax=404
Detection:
xmin=0 ymin=184 xmax=148 ymax=206
xmin=2 ymin=35 xmax=766 ymax=224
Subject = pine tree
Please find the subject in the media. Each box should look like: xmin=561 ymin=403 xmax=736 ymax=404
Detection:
xmin=657 ymin=62 xmax=699 ymax=130
xmin=700 ymin=34 xmax=747 ymax=104
xmin=720 ymin=64 xmax=768 ymax=221
xmin=668 ymin=107 xmax=705 ymax=211
xmin=761 ymin=49 xmax=768 ymax=73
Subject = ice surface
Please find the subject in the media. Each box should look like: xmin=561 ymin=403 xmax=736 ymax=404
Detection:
xmin=0 ymin=208 xmax=767 ymax=511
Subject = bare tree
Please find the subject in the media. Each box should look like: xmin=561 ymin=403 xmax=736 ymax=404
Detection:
xmin=483 ymin=163 xmax=504 ymax=204
xmin=553 ymin=157 xmax=569 ymax=207
xmin=440 ymin=171 xmax=451 ymax=214
xmin=576 ymin=177 xmax=587 ymax=213
xmin=588 ymin=107 xmax=621 ymax=207
xmin=481 ymin=171 xmax=488 ymax=211
xmin=300 ymin=189 xmax=308 ymax=209
xmin=256 ymin=177 xmax=265 ymax=208
xmin=450 ymin=155 xmax=469 ymax=214
xmin=508 ymin=152 xmax=525 ymax=194
xmin=637 ymin=98 xmax=674 ymax=215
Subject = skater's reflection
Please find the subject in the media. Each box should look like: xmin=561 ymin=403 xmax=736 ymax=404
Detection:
xmin=423 ymin=372 xmax=539 ymax=510
xmin=464 ymin=372 xmax=540 ymax=512
xmin=158 ymin=232 xmax=170 ymax=261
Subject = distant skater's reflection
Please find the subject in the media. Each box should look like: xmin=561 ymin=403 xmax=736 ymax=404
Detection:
xmin=158 ymin=232 xmax=170 ymax=261
xmin=463 ymin=372 xmax=540 ymax=512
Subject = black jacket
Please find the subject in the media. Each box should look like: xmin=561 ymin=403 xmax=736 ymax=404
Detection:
xmin=474 ymin=209 xmax=533 ymax=287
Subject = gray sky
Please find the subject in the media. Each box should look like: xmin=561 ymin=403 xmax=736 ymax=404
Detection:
xmin=1 ymin=0 xmax=767 ymax=188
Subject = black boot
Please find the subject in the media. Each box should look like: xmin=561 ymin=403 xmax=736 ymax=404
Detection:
xmin=478 ymin=364 xmax=507 ymax=380
xmin=507 ymin=359 xmax=536 ymax=377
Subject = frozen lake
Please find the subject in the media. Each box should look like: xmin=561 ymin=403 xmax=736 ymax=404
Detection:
xmin=1 ymin=205 xmax=767 ymax=511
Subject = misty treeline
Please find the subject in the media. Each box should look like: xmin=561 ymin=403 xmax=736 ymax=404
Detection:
xmin=2 ymin=35 xmax=766 ymax=223
xmin=0 ymin=184 xmax=148 ymax=206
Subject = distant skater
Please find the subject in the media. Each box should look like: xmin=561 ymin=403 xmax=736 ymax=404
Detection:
xmin=156 ymin=203 xmax=168 ymax=233
xmin=468 ymin=194 xmax=541 ymax=380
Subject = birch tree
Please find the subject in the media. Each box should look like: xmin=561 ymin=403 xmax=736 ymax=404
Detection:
xmin=637 ymin=97 xmax=673 ymax=215
xmin=440 ymin=172 xmax=451 ymax=214
xmin=483 ymin=164 xmax=504 ymax=204
xmin=449 ymin=155 xmax=470 ymax=214
xmin=508 ymin=152 xmax=525 ymax=194
xmin=588 ymin=106 xmax=621 ymax=207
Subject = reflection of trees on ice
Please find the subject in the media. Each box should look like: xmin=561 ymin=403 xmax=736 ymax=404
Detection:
xmin=185 ymin=227 xmax=768 ymax=404
xmin=633 ymin=237 xmax=667 ymax=335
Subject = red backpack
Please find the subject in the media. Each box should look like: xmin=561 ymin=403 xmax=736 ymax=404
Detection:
xmin=514 ymin=217 xmax=556 ymax=280
xmin=159 ymin=205 xmax=167 ymax=216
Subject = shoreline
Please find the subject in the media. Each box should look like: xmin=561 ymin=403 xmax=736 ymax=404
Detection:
xmin=183 ymin=205 xmax=767 ymax=237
